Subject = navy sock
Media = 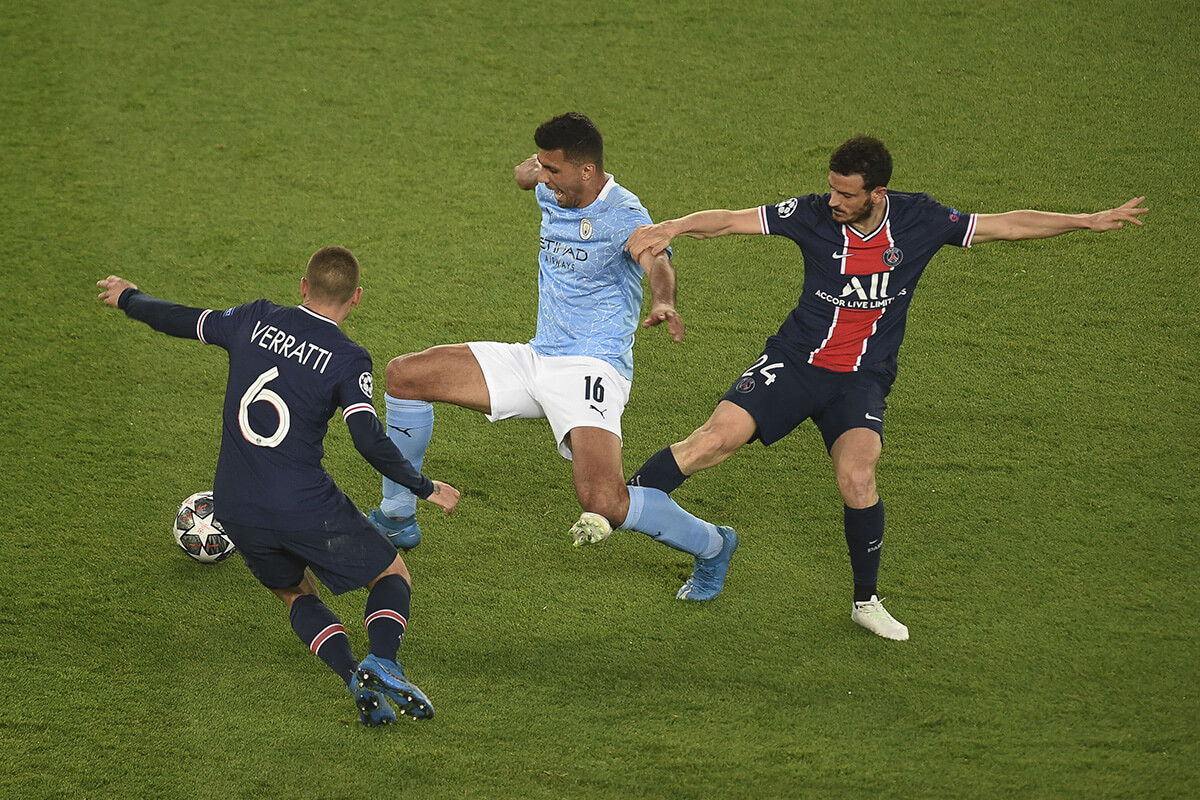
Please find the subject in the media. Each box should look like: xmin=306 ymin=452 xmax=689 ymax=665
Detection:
xmin=290 ymin=594 xmax=357 ymax=686
xmin=844 ymin=500 xmax=884 ymax=603
xmin=365 ymin=574 xmax=412 ymax=663
xmin=627 ymin=447 xmax=688 ymax=494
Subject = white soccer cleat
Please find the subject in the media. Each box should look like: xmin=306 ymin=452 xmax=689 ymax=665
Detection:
xmin=569 ymin=512 xmax=613 ymax=547
xmin=851 ymin=595 xmax=909 ymax=641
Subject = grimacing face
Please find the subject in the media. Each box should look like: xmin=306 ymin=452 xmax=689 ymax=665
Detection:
xmin=537 ymin=148 xmax=596 ymax=208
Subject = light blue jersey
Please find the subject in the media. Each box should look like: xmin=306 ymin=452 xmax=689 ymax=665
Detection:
xmin=529 ymin=176 xmax=663 ymax=380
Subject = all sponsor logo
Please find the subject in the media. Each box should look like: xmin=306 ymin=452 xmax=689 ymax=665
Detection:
xmin=840 ymin=272 xmax=891 ymax=301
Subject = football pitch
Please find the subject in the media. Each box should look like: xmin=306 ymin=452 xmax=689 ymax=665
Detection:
xmin=2 ymin=1 xmax=1196 ymax=797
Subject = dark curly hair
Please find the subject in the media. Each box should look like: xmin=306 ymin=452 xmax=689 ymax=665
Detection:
xmin=535 ymin=112 xmax=604 ymax=171
xmin=829 ymin=136 xmax=892 ymax=191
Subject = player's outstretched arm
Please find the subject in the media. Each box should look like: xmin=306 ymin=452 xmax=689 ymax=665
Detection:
xmin=626 ymin=208 xmax=763 ymax=258
xmin=424 ymin=481 xmax=460 ymax=516
xmin=97 ymin=275 xmax=209 ymax=339
xmin=635 ymin=248 xmax=684 ymax=343
xmin=972 ymin=196 xmax=1148 ymax=244
xmin=514 ymin=154 xmax=541 ymax=190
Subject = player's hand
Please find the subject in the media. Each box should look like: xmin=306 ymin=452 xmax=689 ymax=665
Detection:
xmin=626 ymin=223 xmax=673 ymax=258
xmin=514 ymin=154 xmax=542 ymax=190
xmin=97 ymin=275 xmax=137 ymax=308
xmin=425 ymin=480 xmax=460 ymax=515
xmin=642 ymin=303 xmax=684 ymax=343
xmin=1089 ymin=196 xmax=1148 ymax=231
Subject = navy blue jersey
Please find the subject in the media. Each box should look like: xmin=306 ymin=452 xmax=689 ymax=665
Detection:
xmin=121 ymin=292 xmax=431 ymax=530
xmin=758 ymin=192 xmax=977 ymax=373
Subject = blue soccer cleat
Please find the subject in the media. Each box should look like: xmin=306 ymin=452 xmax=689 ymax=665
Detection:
xmin=676 ymin=526 xmax=738 ymax=601
xmin=349 ymin=670 xmax=397 ymax=727
xmin=355 ymin=654 xmax=434 ymax=720
xmin=368 ymin=508 xmax=422 ymax=551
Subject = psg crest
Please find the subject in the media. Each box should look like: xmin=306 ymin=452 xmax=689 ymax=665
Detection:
xmin=882 ymin=246 xmax=904 ymax=267
xmin=735 ymin=376 xmax=755 ymax=393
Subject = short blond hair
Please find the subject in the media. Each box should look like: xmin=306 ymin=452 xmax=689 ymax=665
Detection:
xmin=305 ymin=246 xmax=360 ymax=304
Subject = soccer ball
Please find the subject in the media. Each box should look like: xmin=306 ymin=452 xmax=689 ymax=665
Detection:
xmin=173 ymin=491 xmax=236 ymax=563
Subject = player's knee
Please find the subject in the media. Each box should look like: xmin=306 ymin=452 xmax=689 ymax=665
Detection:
xmin=385 ymin=353 xmax=423 ymax=398
xmin=836 ymin=465 xmax=877 ymax=508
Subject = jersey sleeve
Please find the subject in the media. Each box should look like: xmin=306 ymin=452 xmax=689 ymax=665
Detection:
xmin=757 ymin=195 xmax=818 ymax=241
xmin=345 ymin=411 xmax=435 ymax=499
xmin=917 ymin=193 xmax=977 ymax=248
xmin=119 ymin=289 xmax=212 ymax=341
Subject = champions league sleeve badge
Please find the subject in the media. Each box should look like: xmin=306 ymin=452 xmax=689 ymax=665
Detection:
xmin=359 ymin=371 xmax=374 ymax=398
xmin=776 ymin=198 xmax=798 ymax=218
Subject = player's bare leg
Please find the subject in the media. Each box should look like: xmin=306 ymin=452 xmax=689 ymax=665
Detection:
xmin=566 ymin=426 xmax=626 ymax=546
xmin=669 ymin=400 xmax=758 ymax=475
xmin=385 ymin=344 xmax=492 ymax=413
xmin=830 ymin=427 xmax=881 ymax=509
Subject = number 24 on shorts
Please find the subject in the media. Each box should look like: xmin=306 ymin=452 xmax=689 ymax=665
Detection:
xmin=743 ymin=355 xmax=784 ymax=386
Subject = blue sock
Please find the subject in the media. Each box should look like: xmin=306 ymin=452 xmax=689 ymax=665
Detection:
xmin=290 ymin=594 xmax=357 ymax=686
xmin=364 ymin=574 xmax=411 ymax=663
xmin=845 ymin=500 xmax=884 ymax=602
xmin=627 ymin=447 xmax=688 ymax=494
xmin=381 ymin=396 xmax=434 ymax=519
xmin=621 ymin=486 xmax=723 ymax=558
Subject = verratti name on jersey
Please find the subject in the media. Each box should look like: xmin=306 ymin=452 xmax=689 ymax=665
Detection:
xmin=250 ymin=319 xmax=334 ymax=374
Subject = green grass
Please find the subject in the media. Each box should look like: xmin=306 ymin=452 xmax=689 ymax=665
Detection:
xmin=2 ymin=1 xmax=1197 ymax=797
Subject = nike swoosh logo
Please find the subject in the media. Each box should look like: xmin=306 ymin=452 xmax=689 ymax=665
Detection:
xmin=388 ymin=425 xmax=415 ymax=438
xmin=864 ymin=413 xmax=882 ymax=422
xmin=833 ymin=252 xmax=855 ymax=259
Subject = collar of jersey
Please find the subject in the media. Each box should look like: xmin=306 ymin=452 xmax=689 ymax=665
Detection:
xmin=297 ymin=305 xmax=339 ymax=326
xmin=845 ymin=194 xmax=891 ymax=241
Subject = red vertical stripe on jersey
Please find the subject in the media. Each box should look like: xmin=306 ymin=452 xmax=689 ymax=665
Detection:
xmin=810 ymin=307 xmax=884 ymax=371
xmin=808 ymin=217 xmax=895 ymax=371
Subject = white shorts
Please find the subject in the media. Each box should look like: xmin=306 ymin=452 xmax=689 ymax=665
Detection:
xmin=466 ymin=341 xmax=631 ymax=460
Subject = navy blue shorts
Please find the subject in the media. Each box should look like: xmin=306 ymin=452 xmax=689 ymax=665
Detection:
xmin=720 ymin=345 xmax=895 ymax=451
xmin=219 ymin=499 xmax=397 ymax=596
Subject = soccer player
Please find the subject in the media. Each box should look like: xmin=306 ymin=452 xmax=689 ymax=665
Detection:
xmin=97 ymin=246 xmax=461 ymax=724
xmin=624 ymin=136 xmax=1148 ymax=639
xmin=372 ymin=112 xmax=738 ymax=601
